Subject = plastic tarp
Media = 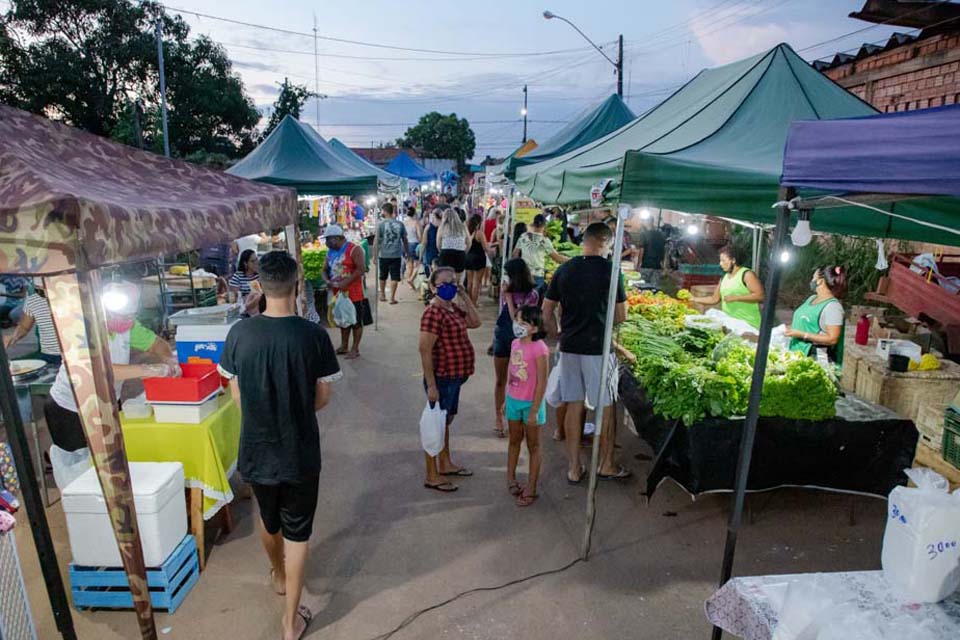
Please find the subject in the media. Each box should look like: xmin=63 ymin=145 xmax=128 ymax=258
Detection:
xmin=781 ymin=105 xmax=960 ymax=197
xmin=503 ymin=94 xmax=635 ymax=179
xmin=227 ymin=115 xmax=379 ymax=197
xmin=385 ymin=151 xmax=436 ymax=182
xmin=327 ymin=138 xmax=402 ymax=191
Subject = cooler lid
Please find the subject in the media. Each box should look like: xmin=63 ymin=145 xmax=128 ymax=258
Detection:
xmin=62 ymin=462 xmax=185 ymax=515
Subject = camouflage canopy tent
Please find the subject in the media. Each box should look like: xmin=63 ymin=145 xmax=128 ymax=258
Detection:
xmin=0 ymin=105 xmax=297 ymax=639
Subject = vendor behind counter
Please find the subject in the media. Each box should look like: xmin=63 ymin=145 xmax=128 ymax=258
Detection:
xmin=786 ymin=265 xmax=847 ymax=365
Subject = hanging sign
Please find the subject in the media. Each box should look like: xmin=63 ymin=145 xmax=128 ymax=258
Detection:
xmin=590 ymin=179 xmax=613 ymax=208
xmin=513 ymin=196 xmax=541 ymax=226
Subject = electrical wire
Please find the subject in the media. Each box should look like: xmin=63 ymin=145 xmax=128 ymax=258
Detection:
xmin=365 ymin=558 xmax=585 ymax=640
xmin=800 ymin=13 xmax=960 ymax=57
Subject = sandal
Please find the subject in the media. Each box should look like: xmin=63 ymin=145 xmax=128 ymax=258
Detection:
xmin=516 ymin=492 xmax=538 ymax=507
xmin=508 ymin=481 xmax=523 ymax=496
xmin=567 ymin=465 xmax=586 ymax=485
xmin=424 ymin=481 xmax=458 ymax=492
xmin=285 ymin=605 xmax=312 ymax=640
xmin=335 ymin=347 xmax=349 ymax=355
xmin=440 ymin=468 xmax=473 ymax=477
xmin=598 ymin=467 xmax=633 ymax=482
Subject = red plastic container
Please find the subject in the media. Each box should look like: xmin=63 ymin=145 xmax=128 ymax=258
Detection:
xmin=855 ymin=314 xmax=871 ymax=345
xmin=143 ymin=364 xmax=220 ymax=403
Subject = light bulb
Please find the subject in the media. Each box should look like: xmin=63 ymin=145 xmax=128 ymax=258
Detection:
xmin=102 ymin=289 xmax=129 ymax=313
xmin=639 ymin=208 xmax=651 ymax=220
xmin=791 ymin=219 xmax=812 ymax=247
xmin=686 ymin=224 xmax=699 ymax=236
xmin=779 ymin=249 xmax=792 ymax=264
xmin=521 ymin=108 xmax=528 ymax=116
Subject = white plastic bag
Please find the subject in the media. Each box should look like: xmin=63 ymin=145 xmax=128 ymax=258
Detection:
xmin=419 ymin=402 xmax=447 ymax=457
xmin=545 ymin=364 xmax=562 ymax=407
xmin=881 ymin=467 xmax=960 ymax=603
xmin=773 ymin=578 xmax=854 ymax=640
xmin=332 ymin=292 xmax=357 ymax=328
xmin=49 ymin=445 xmax=91 ymax=491
xmin=815 ymin=610 xmax=883 ymax=640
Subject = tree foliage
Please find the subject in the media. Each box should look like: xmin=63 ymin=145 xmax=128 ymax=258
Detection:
xmin=261 ymin=78 xmax=316 ymax=140
xmin=0 ymin=0 xmax=260 ymax=158
xmin=397 ymin=112 xmax=476 ymax=170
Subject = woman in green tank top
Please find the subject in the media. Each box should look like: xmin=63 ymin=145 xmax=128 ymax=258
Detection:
xmin=690 ymin=245 xmax=764 ymax=329
xmin=786 ymin=265 xmax=847 ymax=364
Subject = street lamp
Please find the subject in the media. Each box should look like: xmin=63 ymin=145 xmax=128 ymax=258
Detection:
xmin=543 ymin=10 xmax=623 ymax=97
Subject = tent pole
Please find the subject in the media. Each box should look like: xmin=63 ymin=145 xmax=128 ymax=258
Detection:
xmin=500 ymin=190 xmax=517 ymax=280
xmin=711 ymin=188 xmax=793 ymax=640
xmin=751 ymin=226 xmax=760 ymax=272
xmin=45 ymin=272 xmax=157 ymax=639
xmin=0 ymin=342 xmax=77 ymax=639
xmin=372 ymin=205 xmax=379 ymax=332
xmin=580 ymin=205 xmax=625 ymax=560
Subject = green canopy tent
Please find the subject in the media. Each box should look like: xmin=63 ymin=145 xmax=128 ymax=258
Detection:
xmin=228 ymin=115 xmax=379 ymax=197
xmin=327 ymin=137 xmax=402 ymax=193
xmin=502 ymin=94 xmax=635 ymax=180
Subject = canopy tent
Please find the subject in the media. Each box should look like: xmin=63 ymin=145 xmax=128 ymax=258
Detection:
xmin=327 ymin=137 xmax=402 ymax=192
xmin=384 ymin=151 xmax=436 ymax=183
xmin=0 ymin=104 xmax=296 ymax=639
xmin=781 ymin=104 xmax=960 ymax=198
xmin=228 ymin=115 xmax=379 ymax=196
xmin=515 ymin=44 xmax=960 ymax=239
xmin=486 ymin=139 xmax=538 ymax=185
xmin=503 ymin=94 xmax=635 ymax=180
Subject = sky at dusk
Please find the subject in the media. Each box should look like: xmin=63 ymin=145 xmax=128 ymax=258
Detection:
xmin=162 ymin=1 xmax=907 ymax=161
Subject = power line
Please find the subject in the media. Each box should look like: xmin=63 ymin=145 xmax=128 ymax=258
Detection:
xmin=161 ymin=3 xmax=601 ymax=58
xmin=799 ymin=10 xmax=960 ymax=56
xmin=313 ymin=119 xmax=571 ymax=127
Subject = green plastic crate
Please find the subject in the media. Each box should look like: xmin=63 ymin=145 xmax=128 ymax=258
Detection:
xmin=943 ymin=412 xmax=960 ymax=471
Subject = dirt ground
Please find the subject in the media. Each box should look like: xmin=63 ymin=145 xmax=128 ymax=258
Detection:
xmin=10 ymin=286 xmax=888 ymax=639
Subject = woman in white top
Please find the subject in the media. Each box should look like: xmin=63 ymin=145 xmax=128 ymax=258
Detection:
xmin=4 ymin=284 xmax=61 ymax=364
xmin=435 ymin=207 xmax=470 ymax=276
xmin=402 ymin=207 xmax=423 ymax=289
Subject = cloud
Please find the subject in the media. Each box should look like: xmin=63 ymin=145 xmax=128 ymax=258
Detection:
xmin=690 ymin=16 xmax=789 ymax=65
xmin=233 ymin=59 xmax=284 ymax=73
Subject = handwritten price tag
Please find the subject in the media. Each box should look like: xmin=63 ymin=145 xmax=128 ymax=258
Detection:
xmin=926 ymin=540 xmax=958 ymax=560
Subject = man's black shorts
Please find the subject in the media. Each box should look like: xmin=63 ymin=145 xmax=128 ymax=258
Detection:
xmin=379 ymin=257 xmax=402 ymax=282
xmin=251 ymin=477 xmax=320 ymax=542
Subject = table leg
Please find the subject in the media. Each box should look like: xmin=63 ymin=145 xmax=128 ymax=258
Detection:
xmin=190 ymin=486 xmax=205 ymax=571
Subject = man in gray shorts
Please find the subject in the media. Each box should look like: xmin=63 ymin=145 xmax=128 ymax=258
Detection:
xmin=543 ymin=222 xmax=632 ymax=484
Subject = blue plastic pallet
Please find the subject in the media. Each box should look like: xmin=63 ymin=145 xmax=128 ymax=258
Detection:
xmin=69 ymin=535 xmax=199 ymax=614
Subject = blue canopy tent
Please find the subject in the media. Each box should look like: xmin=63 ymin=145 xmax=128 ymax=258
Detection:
xmin=712 ymin=104 xmax=960 ymax=640
xmin=385 ymin=151 xmax=436 ymax=183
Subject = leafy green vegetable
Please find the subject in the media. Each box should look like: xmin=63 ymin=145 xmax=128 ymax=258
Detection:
xmin=302 ymin=248 xmax=327 ymax=282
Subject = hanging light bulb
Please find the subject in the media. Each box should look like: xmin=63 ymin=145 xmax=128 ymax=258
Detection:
xmin=791 ymin=210 xmax=812 ymax=247
xmin=639 ymin=208 xmax=652 ymax=221
xmin=686 ymin=223 xmax=699 ymax=236
xmin=779 ymin=249 xmax=792 ymax=264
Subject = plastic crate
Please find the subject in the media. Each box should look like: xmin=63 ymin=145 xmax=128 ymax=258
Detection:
xmin=143 ymin=364 xmax=220 ymax=403
xmin=943 ymin=411 xmax=960 ymax=470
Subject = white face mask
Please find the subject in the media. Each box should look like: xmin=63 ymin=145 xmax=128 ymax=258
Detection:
xmin=501 ymin=275 xmax=511 ymax=287
xmin=512 ymin=321 xmax=529 ymax=339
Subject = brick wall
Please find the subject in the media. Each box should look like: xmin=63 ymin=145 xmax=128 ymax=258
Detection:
xmin=823 ymin=32 xmax=960 ymax=113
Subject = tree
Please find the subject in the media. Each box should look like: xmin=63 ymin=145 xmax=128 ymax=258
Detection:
xmin=261 ymin=78 xmax=316 ymax=140
xmin=397 ymin=112 xmax=476 ymax=171
xmin=0 ymin=0 xmax=260 ymax=158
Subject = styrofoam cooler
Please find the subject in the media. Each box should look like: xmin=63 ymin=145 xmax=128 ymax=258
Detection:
xmin=151 ymin=393 xmax=220 ymax=424
xmin=61 ymin=462 xmax=187 ymax=567
xmin=175 ymin=321 xmax=238 ymax=364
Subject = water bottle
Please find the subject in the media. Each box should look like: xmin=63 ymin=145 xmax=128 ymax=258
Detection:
xmin=855 ymin=314 xmax=871 ymax=345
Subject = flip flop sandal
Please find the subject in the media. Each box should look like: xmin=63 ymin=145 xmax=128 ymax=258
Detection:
xmin=287 ymin=605 xmax=312 ymax=640
xmin=598 ymin=467 xmax=633 ymax=482
xmin=567 ymin=465 xmax=586 ymax=485
xmin=335 ymin=348 xmax=349 ymax=355
xmin=269 ymin=568 xmax=285 ymax=595
xmin=494 ymin=427 xmax=506 ymax=438
xmin=508 ymin=482 xmax=523 ymax=496
xmin=389 ymin=300 xmax=398 ymax=305
xmin=440 ymin=468 xmax=473 ymax=477
xmin=516 ymin=492 xmax=538 ymax=507
xmin=424 ymin=481 xmax=458 ymax=492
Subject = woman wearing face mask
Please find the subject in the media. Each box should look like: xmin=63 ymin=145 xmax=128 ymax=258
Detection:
xmin=492 ymin=259 xmax=539 ymax=438
xmin=785 ymin=265 xmax=847 ymax=364
xmin=418 ymin=267 xmax=482 ymax=493
xmin=45 ymin=281 xmax=180 ymax=452
xmin=690 ymin=245 xmax=764 ymax=330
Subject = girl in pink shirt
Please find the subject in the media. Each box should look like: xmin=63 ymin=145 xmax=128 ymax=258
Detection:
xmin=505 ymin=305 xmax=550 ymax=507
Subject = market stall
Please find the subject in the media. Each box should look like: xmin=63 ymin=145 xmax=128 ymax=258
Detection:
xmin=0 ymin=105 xmax=296 ymax=639
xmin=384 ymin=151 xmax=436 ymax=185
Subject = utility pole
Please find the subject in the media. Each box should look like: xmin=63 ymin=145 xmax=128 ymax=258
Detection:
xmin=155 ymin=19 xmax=171 ymax=157
xmin=313 ymin=14 xmax=320 ymax=127
xmin=616 ymin=34 xmax=624 ymax=98
xmin=521 ymin=85 xmax=528 ymax=143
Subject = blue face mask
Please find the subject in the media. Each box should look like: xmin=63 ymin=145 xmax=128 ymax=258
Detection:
xmin=436 ymin=282 xmax=457 ymax=301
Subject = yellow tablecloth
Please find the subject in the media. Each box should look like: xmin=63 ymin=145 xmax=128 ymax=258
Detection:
xmin=121 ymin=394 xmax=240 ymax=520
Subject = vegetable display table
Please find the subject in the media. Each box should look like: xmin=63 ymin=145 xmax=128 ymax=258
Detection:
xmin=704 ymin=571 xmax=960 ymax=640
xmin=619 ymin=367 xmax=918 ymax=499
xmin=120 ymin=394 xmax=241 ymax=570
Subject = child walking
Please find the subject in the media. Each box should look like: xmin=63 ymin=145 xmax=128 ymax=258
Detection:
xmin=505 ymin=305 xmax=550 ymax=507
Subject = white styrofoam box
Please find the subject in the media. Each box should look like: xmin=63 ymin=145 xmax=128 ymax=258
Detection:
xmin=175 ymin=321 xmax=238 ymax=364
xmin=62 ymin=462 xmax=187 ymax=567
xmin=151 ymin=395 xmax=219 ymax=424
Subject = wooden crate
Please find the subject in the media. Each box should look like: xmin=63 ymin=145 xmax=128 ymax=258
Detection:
xmin=914 ymin=441 xmax=960 ymax=492
xmin=841 ymin=350 xmax=862 ymax=394
xmin=69 ymin=535 xmax=198 ymax=613
xmin=855 ymin=357 xmax=960 ymax=422
xmin=916 ymin=401 xmax=948 ymax=452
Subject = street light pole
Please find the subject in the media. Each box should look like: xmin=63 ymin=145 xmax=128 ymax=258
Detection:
xmin=522 ymin=85 xmax=528 ymax=143
xmin=543 ymin=11 xmax=623 ymax=97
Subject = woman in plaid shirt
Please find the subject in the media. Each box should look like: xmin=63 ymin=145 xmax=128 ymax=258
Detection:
xmin=419 ymin=266 xmax=482 ymax=492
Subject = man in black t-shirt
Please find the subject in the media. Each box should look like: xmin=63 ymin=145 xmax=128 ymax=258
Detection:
xmin=637 ymin=223 xmax=667 ymax=287
xmin=219 ymin=251 xmax=341 ymax=640
xmin=543 ymin=223 xmax=631 ymax=485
